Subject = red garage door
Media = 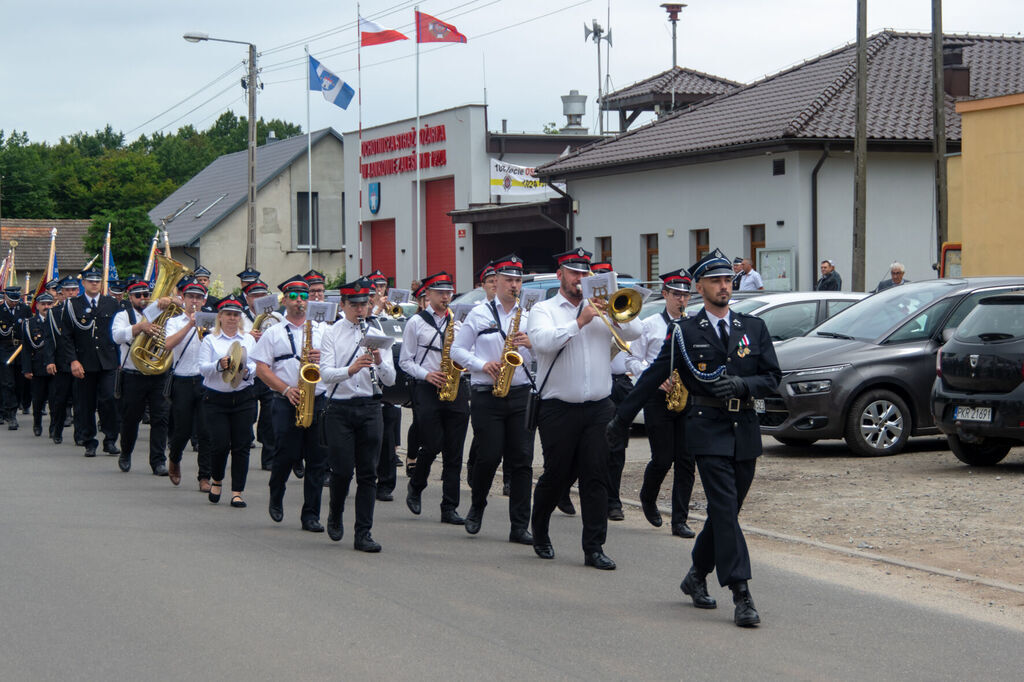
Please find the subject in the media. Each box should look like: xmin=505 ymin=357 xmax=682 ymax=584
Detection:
xmin=424 ymin=177 xmax=456 ymax=288
xmin=370 ymin=218 xmax=395 ymax=284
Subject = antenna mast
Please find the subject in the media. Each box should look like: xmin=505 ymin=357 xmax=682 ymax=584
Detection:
xmin=584 ymin=18 xmax=612 ymax=134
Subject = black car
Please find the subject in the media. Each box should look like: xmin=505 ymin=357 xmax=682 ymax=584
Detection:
xmin=760 ymin=278 xmax=1024 ymax=456
xmin=931 ymin=292 xmax=1024 ymax=465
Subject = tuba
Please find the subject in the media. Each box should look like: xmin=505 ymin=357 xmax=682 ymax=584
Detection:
xmin=438 ymin=308 xmax=467 ymax=402
xmin=129 ymin=254 xmax=191 ymax=375
xmin=295 ymin=318 xmax=321 ymax=428
xmin=492 ymin=300 xmax=524 ymax=398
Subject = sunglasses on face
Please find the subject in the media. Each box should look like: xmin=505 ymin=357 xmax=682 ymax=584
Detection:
xmin=287 ymin=291 xmax=309 ymax=300
xmin=132 ymin=293 xmax=150 ymax=299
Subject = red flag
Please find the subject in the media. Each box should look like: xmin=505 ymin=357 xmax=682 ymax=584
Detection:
xmin=415 ymin=11 xmax=467 ymax=43
xmin=359 ymin=16 xmax=408 ymax=46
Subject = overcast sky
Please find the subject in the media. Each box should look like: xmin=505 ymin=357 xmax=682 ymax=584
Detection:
xmin=2 ymin=0 xmax=1021 ymax=145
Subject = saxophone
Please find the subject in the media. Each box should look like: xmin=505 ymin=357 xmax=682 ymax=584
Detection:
xmin=492 ymin=299 xmax=524 ymax=398
xmin=437 ymin=308 xmax=466 ymax=402
xmin=295 ymin=318 xmax=321 ymax=428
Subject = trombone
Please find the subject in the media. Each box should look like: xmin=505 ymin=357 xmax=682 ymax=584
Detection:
xmin=585 ymin=282 xmax=643 ymax=355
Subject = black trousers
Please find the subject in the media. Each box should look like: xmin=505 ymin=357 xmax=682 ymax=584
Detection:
xmin=15 ymin=363 xmax=31 ymax=411
xmin=641 ymin=398 xmax=695 ymax=527
xmin=254 ymin=378 xmax=276 ymax=468
xmin=269 ymin=396 xmax=327 ymax=522
xmin=0 ymin=345 xmax=17 ymax=416
xmin=606 ymin=374 xmax=633 ymax=511
xmin=29 ymin=373 xmax=56 ymax=430
xmin=119 ymin=371 xmax=170 ymax=469
xmin=168 ymin=375 xmax=213 ymax=481
xmin=532 ymin=398 xmax=614 ymax=553
xmin=327 ymin=398 xmax=383 ymax=535
xmin=375 ymin=403 xmax=401 ymax=494
xmin=409 ymin=381 xmax=470 ymax=512
xmin=469 ymin=386 xmax=533 ymax=533
xmin=205 ymin=386 xmax=256 ymax=492
xmin=692 ymin=456 xmax=756 ymax=587
xmin=49 ymin=372 xmax=73 ymax=439
xmin=74 ymin=369 xmax=119 ymax=450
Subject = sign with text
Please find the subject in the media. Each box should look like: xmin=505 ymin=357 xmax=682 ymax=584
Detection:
xmin=489 ymin=159 xmax=566 ymax=197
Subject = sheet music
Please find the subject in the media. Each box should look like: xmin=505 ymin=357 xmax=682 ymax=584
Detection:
xmin=580 ymin=272 xmax=618 ymax=300
xmin=306 ymin=301 xmax=337 ymax=323
xmin=251 ymin=295 xmax=278 ymax=315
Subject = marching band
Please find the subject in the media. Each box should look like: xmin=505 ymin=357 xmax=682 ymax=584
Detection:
xmin=1 ymin=244 xmax=780 ymax=628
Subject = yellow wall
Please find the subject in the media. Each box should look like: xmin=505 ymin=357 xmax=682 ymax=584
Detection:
xmin=946 ymin=154 xmax=962 ymax=244
xmin=955 ymin=93 xmax=1024 ymax=276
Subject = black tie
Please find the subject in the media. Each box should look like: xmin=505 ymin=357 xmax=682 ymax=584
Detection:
xmin=718 ymin=319 xmax=730 ymax=351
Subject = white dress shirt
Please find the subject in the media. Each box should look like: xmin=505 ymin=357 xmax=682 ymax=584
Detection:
xmin=526 ymin=292 xmax=642 ymax=402
xmin=739 ymin=270 xmax=764 ymax=291
xmin=452 ymin=299 xmax=533 ymax=389
xmin=166 ymin=313 xmax=203 ymax=377
xmin=625 ymin=309 xmax=676 ymax=377
xmin=199 ymin=330 xmax=256 ymax=392
xmin=111 ymin=306 xmax=146 ymax=365
xmin=320 ymin=317 xmax=396 ymax=399
xmin=250 ymin=317 xmax=327 ymax=395
xmin=399 ymin=306 xmax=458 ymax=381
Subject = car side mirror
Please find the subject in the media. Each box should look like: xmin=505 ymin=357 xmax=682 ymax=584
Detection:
xmin=940 ymin=327 xmax=956 ymax=344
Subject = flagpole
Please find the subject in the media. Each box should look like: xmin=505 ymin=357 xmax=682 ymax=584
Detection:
xmin=32 ymin=227 xmax=57 ymax=313
xmin=357 ymin=4 xmax=364 ymax=277
xmin=415 ymin=5 xmax=421 ymax=281
xmin=305 ymin=44 xmax=314 ymax=272
xmin=101 ymin=224 xmax=111 ymax=296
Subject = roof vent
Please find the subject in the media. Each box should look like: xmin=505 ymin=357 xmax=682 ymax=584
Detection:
xmin=266 ymin=130 xmax=278 ymax=144
xmin=943 ymin=43 xmax=971 ymax=98
xmin=560 ymin=90 xmax=588 ymax=134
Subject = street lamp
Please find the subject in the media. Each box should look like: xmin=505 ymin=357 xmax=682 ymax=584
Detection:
xmin=184 ymin=32 xmax=259 ymax=269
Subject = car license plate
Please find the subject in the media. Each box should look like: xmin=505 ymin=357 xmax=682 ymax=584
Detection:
xmin=954 ymin=406 xmax=992 ymax=422
xmin=754 ymin=399 xmax=765 ymax=414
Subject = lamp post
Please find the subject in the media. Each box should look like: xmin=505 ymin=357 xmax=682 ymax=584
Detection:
xmin=184 ymin=32 xmax=259 ymax=269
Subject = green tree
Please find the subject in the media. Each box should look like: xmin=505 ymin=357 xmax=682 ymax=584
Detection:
xmin=0 ymin=131 xmax=56 ymax=218
xmin=86 ymin=207 xmax=157 ymax=276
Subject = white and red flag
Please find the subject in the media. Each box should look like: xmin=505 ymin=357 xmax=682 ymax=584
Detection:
xmin=415 ymin=10 xmax=467 ymax=43
xmin=359 ymin=16 xmax=408 ymax=46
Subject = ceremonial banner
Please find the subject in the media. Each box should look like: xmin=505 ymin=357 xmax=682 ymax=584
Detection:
xmin=490 ymin=159 xmax=566 ymax=197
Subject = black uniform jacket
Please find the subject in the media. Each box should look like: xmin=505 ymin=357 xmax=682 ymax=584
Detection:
xmin=20 ymin=314 xmax=58 ymax=375
xmin=617 ymin=308 xmax=781 ymax=460
xmin=58 ymin=294 xmax=120 ymax=372
xmin=0 ymin=302 xmax=28 ymax=348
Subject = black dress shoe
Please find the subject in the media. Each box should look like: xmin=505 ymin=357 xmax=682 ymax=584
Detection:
xmin=680 ymin=567 xmax=717 ymax=609
xmin=440 ymin=509 xmax=465 ymax=525
xmin=354 ymin=531 xmax=382 ymax=553
xmin=464 ymin=506 xmax=483 ymax=534
xmin=302 ymin=519 xmax=325 ymax=533
xmin=293 ymin=463 xmax=305 ymax=479
xmin=405 ymin=482 xmax=421 ymax=515
xmin=641 ymin=497 xmax=663 ymax=527
xmin=8 ymin=416 xmax=18 ymax=430
xmin=608 ymin=507 xmax=625 ymax=521
xmin=84 ymin=446 xmax=97 ymax=458
xmin=672 ymin=522 xmax=696 ymax=539
xmin=584 ymin=551 xmax=616 ymax=570
xmin=33 ymin=426 xmax=42 ymax=437
xmin=118 ymin=456 xmax=131 ymax=472
xmin=556 ymin=496 xmax=576 ymax=516
xmin=509 ymin=529 xmax=534 ymax=545
xmin=376 ymin=490 xmax=394 ymax=502
xmin=327 ymin=513 xmax=343 ymax=541
xmin=731 ymin=583 xmax=760 ymax=627
xmin=52 ymin=435 xmax=62 ymax=445
xmin=104 ymin=443 xmax=121 ymax=455
xmin=269 ymin=502 xmax=284 ymax=523
xmin=533 ymin=540 xmax=555 ymax=560
xmin=153 ymin=463 xmax=169 ymax=476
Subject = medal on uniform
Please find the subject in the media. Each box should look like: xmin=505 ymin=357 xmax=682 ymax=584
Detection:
xmin=698 ymin=363 xmax=707 ymax=371
xmin=737 ymin=334 xmax=750 ymax=357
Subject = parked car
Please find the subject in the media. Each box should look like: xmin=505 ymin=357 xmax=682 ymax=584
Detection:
xmin=931 ymin=292 xmax=1024 ymax=465
xmin=729 ymin=291 xmax=868 ymax=340
xmin=760 ymin=278 xmax=1024 ymax=456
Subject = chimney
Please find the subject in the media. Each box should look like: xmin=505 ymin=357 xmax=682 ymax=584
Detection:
xmin=942 ymin=43 xmax=971 ymax=98
xmin=560 ymin=90 xmax=588 ymax=134
xmin=266 ymin=130 xmax=278 ymax=144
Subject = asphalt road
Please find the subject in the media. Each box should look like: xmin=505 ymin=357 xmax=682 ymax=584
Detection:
xmin=2 ymin=423 xmax=1022 ymax=681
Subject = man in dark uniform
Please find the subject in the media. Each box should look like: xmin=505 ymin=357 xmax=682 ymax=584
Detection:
xmin=0 ymin=285 xmax=29 ymax=429
xmin=193 ymin=265 xmax=221 ymax=309
xmin=58 ymin=267 xmax=122 ymax=457
xmin=50 ymin=277 xmax=81 ymax=442
xmin=20 ymin=292 xmax=58 ymax=437
xmin=730 ymin=257 xmax=744 ymax=291
xmin=608 ymin=248 xmax=781 ymax=627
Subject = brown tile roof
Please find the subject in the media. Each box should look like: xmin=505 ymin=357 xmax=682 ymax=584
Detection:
xmin=601 ymin=66 xmax=741 ymax=108
xmin=0 ymin=219 xmax=91 ymax=276
xmin=538 ymin=31 xmax=1024 ymax=177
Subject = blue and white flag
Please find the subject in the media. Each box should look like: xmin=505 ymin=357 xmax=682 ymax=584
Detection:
xmin=308 ymin=55 xmax=355 ymax=110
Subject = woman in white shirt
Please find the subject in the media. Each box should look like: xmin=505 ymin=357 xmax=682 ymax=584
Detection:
xmin=198 ymin=295 xmax=257 ymax=508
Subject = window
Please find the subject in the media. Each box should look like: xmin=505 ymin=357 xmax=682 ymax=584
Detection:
xmin=596 ymin=236 xmax=612 ymax=263
xmin=757 ymin=302 xmax=819 ymax=340
xmin=943 ymin=287 xmax=1024 ymax=332
xmin=746 ymin=224 xmax=765 ymax=264
xmin=642 ymin=233 xmax=659 ymax=280
xmin=693 ymin=229 xmax=709 ymax=262
xmin=885 ymin=299 xmax=957 ymax=344
xmin=297 ymin=191 xmax=319 ymax=248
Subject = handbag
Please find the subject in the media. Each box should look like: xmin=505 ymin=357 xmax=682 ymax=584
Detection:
xmin=525 ymin=346 xmax=564 ymax=432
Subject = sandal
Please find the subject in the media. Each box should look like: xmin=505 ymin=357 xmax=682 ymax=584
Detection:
xmin=230 ymin=495 xmax=247 ymax=508
xmin=208 ymin=481 xmax=222 ymax=504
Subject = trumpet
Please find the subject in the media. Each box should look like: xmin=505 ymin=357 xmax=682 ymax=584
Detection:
xmin=378 ymin=297 xmax=403 ymax=318
xmin=586 ymin=284 xmax=643 ymax=354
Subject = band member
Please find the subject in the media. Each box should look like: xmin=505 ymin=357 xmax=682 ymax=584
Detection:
xmin=164 ymin=278 xmax=214 ymax=488
xmin=623 ymin=268 xmax=696 ymax=538
xmin=58 ymin=267 xmax=122 ymax=457
xmin=400 ymin=271 xmax=469 ymax=525
xmin=464 ymin=261 xmax=495 ymax=486
xmin=241 ymin=279 xmax=279 ymax=471
xmin=237 ymin=267 xmax=261 ymax=287
xmin=199 ymin=295 xmax=258 ymax=507
xmin=252 ymin=276 xmax=328 ymax=532
xmin=607 ymin=248 xmax=781 ymax=627
xmin=525 ymin=247 xmax=642 ymax=570
xmin=404 ymin=279 xmax=427 ymax=478
xmin=365 ymin=268 xmax=404 ymax=499
xmin=51 ymin=277 xmax=82 ymax=442
xmin=20 ymin=292 xmax=58 ymax=437
xmin=367 ymin=269 xmax=389 ymax=318
xmin=193 ymin=265 xmax=221 ymax=308
xmin=108 ymin=279 xmax=127 ymax=304
xmin=303 ymin=270 xmax=326 ymax=301
xmin=451 ymin=255 xmax=535 ymax=544
xmin=319 ymin=277 xmax=396 ymax=551
xmin=0 ymin=285 xmax=29 ymax=429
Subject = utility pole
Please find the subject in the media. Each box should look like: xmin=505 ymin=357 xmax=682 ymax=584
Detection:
xmin=245 ymin=43 xmax=258 ymax=270
xmin=661 ymin=4 xmax=686 ymax=68
xmin=932 ymin=0 xmax=948 ymax=259
xmin=852 ymin=0 xmax=867 ymax=291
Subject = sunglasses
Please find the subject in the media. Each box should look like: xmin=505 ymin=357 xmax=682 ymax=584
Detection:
xmin=131 ymin=293 xmax=150 ymax=298
xmin=287 ymin=291 xmax=309 ymax=300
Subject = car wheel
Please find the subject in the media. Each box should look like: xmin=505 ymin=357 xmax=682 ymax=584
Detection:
xmin=844 ymin=389 xmax=911 ymax=456
xmin=947 ymin=435 xmax=1011 ymax=466
xmin=773 ymin=437 xmax=818 ymax=447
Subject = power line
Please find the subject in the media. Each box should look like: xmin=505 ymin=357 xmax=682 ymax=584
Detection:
xmin=261 ymin=0 xmax=424 ymax=56
xmin=126 ymin=61 xmax=243 ymax=135
xmin=156 ymin=82 xmax=241 ymax=134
